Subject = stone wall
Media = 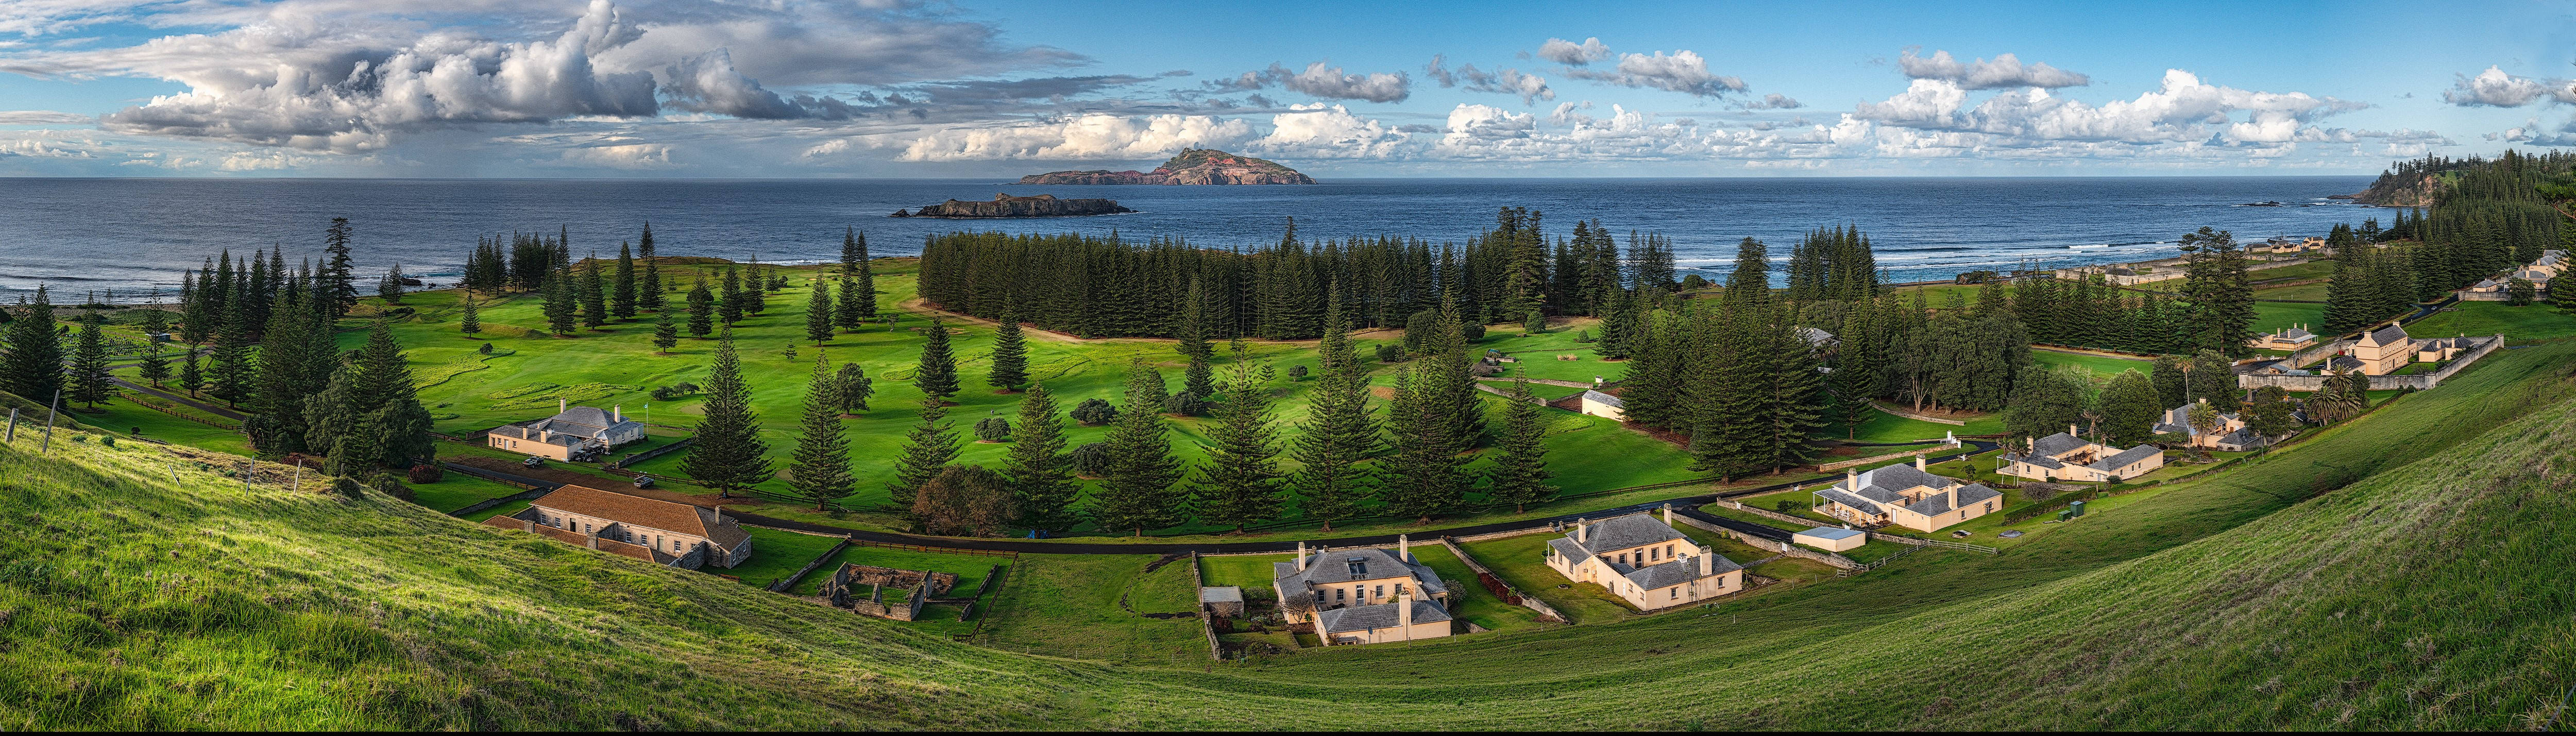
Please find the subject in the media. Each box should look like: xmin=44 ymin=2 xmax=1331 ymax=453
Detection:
xmin=2239 ymin=335 xmax=2502 ymax=392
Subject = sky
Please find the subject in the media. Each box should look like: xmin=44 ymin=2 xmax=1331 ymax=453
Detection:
xmin=2 ymin=0 xmax=2573 ymax=178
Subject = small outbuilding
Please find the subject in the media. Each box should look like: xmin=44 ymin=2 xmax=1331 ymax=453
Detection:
xmin=1579 ymin=390 xmax=1625 ymax=420
xmin=1199 ymin=586 xmax=1246 ymax=618
xmin=1793 ymin=526 xmax=1867 ymax=552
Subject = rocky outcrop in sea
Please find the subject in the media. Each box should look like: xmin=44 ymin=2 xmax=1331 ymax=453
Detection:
xmin=891 ymin=194 xmax=1134 ymax=218
xmin=1014 ymin=148 xmax=1315 ymax=185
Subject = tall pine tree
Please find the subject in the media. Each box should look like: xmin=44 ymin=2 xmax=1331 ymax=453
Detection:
xmin=612 ymin=242 xmax=637 ymax=320
xmin=914 ymin=317 xmax=959 ymax=402
xmin=637 ymin=224 xmax=665 ymax=312
xmin=1004 ymin=383 xmax=1080 ymax=533
xmin=1192 ymin=345 xmax=1285 ymax=532
xmin=67 ymin=315 xmax=112 ymax=409
xmin=786 ymin=351 xmax=854 ymax=510
xmin=1 ymin=286 xmax=63 ymax=405
xmin=1093 ymin=358 xmax=1187 ymax=536
xmin=804 ymin=278 xmax=834 ymax=345
xmin=886 ymin=401 xmax=958 ymax=511
xmin=678 ymin=328 xmax=771 ymax=498
xmin=1486 ymin=375 xmax=1555 ymax=512
xmin=686 ymin=277 xmax=715 ymax=337
xmin=989 ymin=306 xmax=1028 ymax=391
xmin=1290 ymin=281 xmax=1380 ymax=530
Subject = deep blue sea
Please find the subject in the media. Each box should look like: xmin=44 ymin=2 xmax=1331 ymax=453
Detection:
xmin=0 ymin=176 xmax=2380 ymax=301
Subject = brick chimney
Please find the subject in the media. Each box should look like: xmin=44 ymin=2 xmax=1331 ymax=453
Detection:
xmin=1296 ymin=541 xmax=1308 ymax=571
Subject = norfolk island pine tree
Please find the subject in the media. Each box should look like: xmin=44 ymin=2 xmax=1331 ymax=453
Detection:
xmin=787 ymin=350 xmax=854 ymax=510
xmin=678 ymin=327 xmax=770 ymax=499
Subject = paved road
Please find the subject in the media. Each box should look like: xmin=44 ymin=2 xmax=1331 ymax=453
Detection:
xmin=449 ymin=441 xmax=1997 ymax=554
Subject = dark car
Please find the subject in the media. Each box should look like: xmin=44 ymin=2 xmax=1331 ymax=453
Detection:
xmin=631 ymin=476 xmax=655 ymax=489
xmin=521 ymin=456 xmax=543 ymax=468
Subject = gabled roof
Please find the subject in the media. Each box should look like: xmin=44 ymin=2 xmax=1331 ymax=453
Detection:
xmin=2031 ymin=432 xmax=2088 ymax=457
xmin=2001 ymin=452 xmax=2066 ymax=470
xmin=1814 ymin=487 xmax=1884 ymax=516
xmin=1845 ymin=464 xmax=1957 ymax=500
xmin=2361 ymin=323 xmax=2409 ymax=347
xmin=1953 ymin=484 xmax=2003 ymax=507
xmin=1904 ymin=492 xmax=1954 ymax=517
xmin=1580 ymin=390 xmax=1624 ymax=408
xmin=481 ymin=514 xmax=679 ymax=566
xmin=529 ymin=485 xmax=749 ymax=552
xmin=1622 ymin=554 xmax=1740 ymax=589
xmin=1315 ymin=599 xmax=1451 ymax=634
xmin=2091 ymin=445 xmax=2162 ymax=471
xmin=1273 ymin=547 xmax=1447 ymax=596
xmin=1562 ymin=513 xmax=1688 ymax=556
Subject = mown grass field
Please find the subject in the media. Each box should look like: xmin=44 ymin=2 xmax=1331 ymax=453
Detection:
xmin=5 ymin=333 xmax=2572 ymax=729
xmin=2406 ymin=300 xmax=2576 ymax=342
xmin=2027 ymin=348 xmax=2154 ymax=379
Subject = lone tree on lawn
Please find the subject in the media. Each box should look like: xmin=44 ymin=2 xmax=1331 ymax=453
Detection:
xmin=1289 ymin=282 xmax=1380 ymax=530
xmin=637 ymin=224 xmax=664 ymax=312
xmin=577 ymin=253 xmax=606 ymax=329
xmin=988 ymin=306 xmax=1028 ymax=391
xmin=458 ymin=290 xmax=480 ymax=334
xmin=914 ymin=316 xmax=959 ymax=403
xmin=804 ymin=278 xmax=834 ymax=345
xmin=1092 ymin=357 xmax=1188 ymax=536
xmin=651 ymin=309 xmax=678 ymax=353
xmin=718 ymin=266 xmax=744 ymax=324
xmin=686 ymin=277 xmax=714 ymax=337
xmin=911 ymin=465 xmax=1018 ymax=537
xmin=886 ymin=400 xmax=958 ymax=511
xmin=1004 ymin=382 xmax=1080 ymax=534
xmin=1485 ymin=375 xmax=1555 ymax=513
xmin=137 ymin=340 xmax=172 ymax=387
xmin=612 ymin=242 xmax=636 ymax=320
xmin=1191 ymin=344 xmax=1285 ymax=533
xmin=679 ymin=327 xmax=771 ymax=499
xmin=786 ymin=351 xmax=854 ymax=510
xmin=68 ymin=315 xmax=113 ymax=409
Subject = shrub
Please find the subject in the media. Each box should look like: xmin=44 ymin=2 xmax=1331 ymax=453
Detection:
xmin=99 ymin=435 xmax=116 ymax=448
xmin=408 ymin=464 xmax=445 ymax=484
xmin=910 ymin=465 xmax=1017 ymax=537
xmin=1070 ymin=442 xmax=1111 ymax=476
xmin=1375 ymin=344 xmax=1406 ymax=363
xmin=974 ymin=416 xmax=1012 ymax=442
xmin=331 ymin=477 xmax=364 ymax=498
xmin=373 ymin=473 xmax=414 ymax=502
xmin=1575 ymin=330 xmax=1594 ymax=343
xmin=1163 ymin=391 xmax=1208 ymax=417
xmin=1461 ymin=322 xmax=1486 ymax=341
xmin=478 ymin=341 xmax=495 ymax=354
xmin=1402 ymin=311 xmax=1437 ymax=352
xmin=1287 ymin=365 xmax=1309 ymax=381
xmin=1772 ymin=499 xmax=1809 ymax=514
xmin=1070 ymin=398 xmax=1117 ymax=425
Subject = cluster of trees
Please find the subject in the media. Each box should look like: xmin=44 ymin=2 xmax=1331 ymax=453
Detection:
xmin=2406 ymin=151 xmax=2569 ymax=297
xmin=2320 ymin=231 xmax=2427 ymax=334
xmin=916 ymin=210 xmax=1681 ymax=339
xmin=2001 ymin=351 xmax=2309 ymax=452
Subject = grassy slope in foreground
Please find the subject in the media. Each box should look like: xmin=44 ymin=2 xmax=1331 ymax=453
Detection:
xmin=3 ymin=342 xmax=2573 ymax=729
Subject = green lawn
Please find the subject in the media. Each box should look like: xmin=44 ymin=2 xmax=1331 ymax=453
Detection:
xmin=786 ymin=545 xmax=1011 ymax=597
xmin=722 ymin=527 xmax=849 ymax=590
xmin=408 ymin=473 xmax=528 ymax=513
xmin=2404 ymin=301 xmax=2576 ymax=342
xmin=1454 ymin=532 xmax=1634 ymax=624
xmin=457 ymin=497 xmax=529 ymax=521
xmin=2252 ymin=301 xmax=2327 ymax=335
xmin=1824 ymin=406 xmax=1999 ymax=443
xmin=1403 ymin=543 xmax=1548 ymax=634
xmin=976 ymin=554 xmax=1208 ymax=664
xmin=2252 ymin=281 xmax=2329 ymax=302
xmin=72 ymin=399 xmax=251 ymax=455
xmin=2027 ymin=349 xmax=2155 ymax=380
xmin=1199 ymin=553 xmax=1289 ymax=589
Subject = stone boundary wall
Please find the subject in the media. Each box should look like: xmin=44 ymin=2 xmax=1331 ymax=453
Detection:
xmin=1192 ymin=553 xmax=1222 ymax=660
xmin=2240 ymin=335 xmax=2502 ymax=392
xmin=1670 ymin=512 xmax=1859 ymax=570
xmin=767 ymin=535 xmax=855 ymax=592
xmin=1437 ymin=538 xmax=1567 ymax=622
xmin=1817 ymin=446 xmax=1948 ymax=472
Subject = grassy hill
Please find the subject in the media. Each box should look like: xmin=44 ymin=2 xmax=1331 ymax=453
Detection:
xmin=12 ymin=338 xmax=2575 ymax=729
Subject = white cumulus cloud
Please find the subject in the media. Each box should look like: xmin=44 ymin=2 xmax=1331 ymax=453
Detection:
xmin=1897 ymin=48 xmax=2089 ymax=90
xmin=1215 ymin=61 xmax=1410 ymax=103
xmin=1564 ymin=49 xmax=1745 ymax=98
xmin=874 ymin=113 xmax=1255 ymax=162
xmin=2443 ymin=66 xmax=2576 ymax=107
xmin=1536 ymin=37 xmax=1611 ymax=66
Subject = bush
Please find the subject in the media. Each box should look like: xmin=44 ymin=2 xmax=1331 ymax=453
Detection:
xmin=1071 ymin=442 xmax=1111 ymax=476
xmin=1070 ymin=398 xmax=1117 ymax=425
xmin=331 ymin=477 xmax=364 ymax=498
xmin=1461 ymin=322 xmax=1486 ymax=341
xmin=408 ymin=464 xmax=445 ymax=484
xmin=98 ymin=435 xmax=115 ymax=448
xmin=1375 ymin=344 xmax=1407 ymax=363
xmin=974 ymin=416 xmax=1012 ymax=442
xmin=373 ymin=473 xmax=414 ymax=502
xmin=1772 ymin=499 xmax=1809 ymax=514
xmin=910 ymin=465 xmax=1017 ymax=537
xmin=1163 ymin=391 xmax=1209 ymax=417
xmin=1402 ymin=311 xmax=1438 ymax=352
xmin=1574 ymin=329 xmax=1594 ymax=343
xmin=478 ymin=341 xmax=494 ymax=354
xmin=1287 ymin=365 xmax=1309 ymax=381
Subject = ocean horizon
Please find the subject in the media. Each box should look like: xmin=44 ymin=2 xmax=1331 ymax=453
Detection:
xmin=0 ymin=175 xmax=2380 ymax=301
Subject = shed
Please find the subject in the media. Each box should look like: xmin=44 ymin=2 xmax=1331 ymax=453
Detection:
xmin=1199 ymin=586 xmax=1246 ymax=618
xmin=1578 ymin=390 xmax=1626 ymax=421
xmin=1792 ymin=526 xmax=1867 ymax=552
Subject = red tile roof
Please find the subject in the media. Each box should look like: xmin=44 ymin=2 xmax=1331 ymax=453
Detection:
xmin=529 ymin=484 xmax=749 ymax=552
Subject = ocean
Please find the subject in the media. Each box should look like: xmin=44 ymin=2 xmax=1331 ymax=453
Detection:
xmin=0 ymin=176 xmax=2380 ymax=301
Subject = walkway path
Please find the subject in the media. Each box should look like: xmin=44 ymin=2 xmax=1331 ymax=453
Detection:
xmin=449 ymin=441 xmax=1995 ymax=555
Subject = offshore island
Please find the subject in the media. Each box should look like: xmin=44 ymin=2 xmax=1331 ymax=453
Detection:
xmin=1014 ymin=147 xmax=1316 ymax=184
xmin=891 ymin=193 xmax=1136 ymax=218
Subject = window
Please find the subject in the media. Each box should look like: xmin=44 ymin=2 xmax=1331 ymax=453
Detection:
xmin=1315 ymin=591 xmax=1327 ymax=604
xmin=1716 ymin=576 xmax=1727 ymax=589
xmin=1617 ymin=553 xmax=1628 ymax=565
xmin=1373 ymin=585 xmax=1383 ymax=599
xmin=1335 ymin=588 xmax=1346 ymax=602
xmin=1985 ymin=501 xmax=1994 ymax=512
xmin=1347 ymin=559 xmax=1367 ymax=577
xmin=1647 ymin=547 xmax=1657 ymax=562
xmin=1395 ymin=583 xmax=1406 ymax=596
xmin=1670 ymin=588 xmax=1679 ymax=600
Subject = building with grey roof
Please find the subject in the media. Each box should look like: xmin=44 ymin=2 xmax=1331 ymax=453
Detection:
xmin=2152 ymin=398 xmax=2269 ymax=451
xmin=1272 ymin=536 xmax=1453 ymax=645
xmin=487 ymin=401 xmax=646 ymax=461
xmin=1811 ymin=455 xmax=2010 ymax=532
xmin=1542 ymin=507 xmax=1744 ymax=612
xmin=1579 ymin=390 xmax=1625 ymax=420
xmin=1998 ymin=426 xmax=2164 ymax=485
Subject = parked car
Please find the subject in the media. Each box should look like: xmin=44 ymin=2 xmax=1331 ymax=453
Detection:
xmin=631 ymin=476 xmax=655 ymax=489
xmin=521 ymin=456 xmax=543 ymax=468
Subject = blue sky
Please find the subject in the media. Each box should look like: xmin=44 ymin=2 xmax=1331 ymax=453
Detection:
xmin=3 ymin=0 xmax=2572 ymax=177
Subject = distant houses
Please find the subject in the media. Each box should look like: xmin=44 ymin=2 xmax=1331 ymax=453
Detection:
xmin=1812 ymin=457 xmax=2008 ymax=532
xmin=1273 ymin=537 xmax=1453 ymax=645
xmin=1997 ymin=429 xmax=2163 ymax=485
xmin=487 ymin=401 xmax=645 ymax=461
xmin=482 ymin=484 xmax=753 ymax=569
xmin=1543 ymin=509 xmax=1743 ymax=611
xmin=2250 ymin=324 xmax=2317 ymax=351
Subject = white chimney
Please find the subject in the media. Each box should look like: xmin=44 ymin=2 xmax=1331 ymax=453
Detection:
xmin=2067 ymin=423 xmax=2078 ymax=438
xmin=1296 ymin=541 xmax=1308 ymax=571
xmin=1574 ymin=519 xmax=1587 ymax=545
xmin=1698 ymin=547 xmax=1713 ymax=576
xmin=1914 ymin=455 xmax=1926 ymax=471
xmin=1661 ymin=503 xmax=1672 ymax=525
xmin=1398 ymin=534 xmax=1410 ymax=562
xmin=559 ymin=398 xmax=567 ymax=414
xmin=614 ymin=405 xmax=622 ymax=422
xmin=1397 ymin=588 xmax=1412 ymax=627
xmin=1846 ymin=468 xmax=1858 ymax=489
